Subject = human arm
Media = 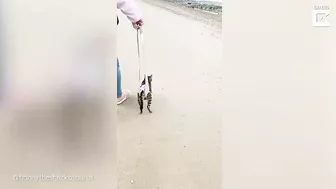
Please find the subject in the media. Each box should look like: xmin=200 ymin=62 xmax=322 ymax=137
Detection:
xmin=117 ymin=0 xmax=143 ymax=29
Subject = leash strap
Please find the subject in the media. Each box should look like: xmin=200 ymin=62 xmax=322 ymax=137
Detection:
xmin=136 ymin=27 xmax=142 ymax=84
xmin=136 ymin=27 xmax=149 ymax=95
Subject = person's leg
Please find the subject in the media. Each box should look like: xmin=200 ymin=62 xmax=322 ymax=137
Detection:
xmin=117 ymin=58 xmax=122 ymax=98
xmin=117 ymin=58 xmax=130 ymax=105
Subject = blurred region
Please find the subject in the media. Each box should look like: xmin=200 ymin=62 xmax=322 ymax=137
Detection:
xmin=222 ymin=0 xmax=336 ymax=189
xmin=0 ymin=0 xmax=117 ymax=188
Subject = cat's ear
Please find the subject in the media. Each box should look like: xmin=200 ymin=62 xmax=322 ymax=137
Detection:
xmin=149 ymin=74 xmax=153 ymax=78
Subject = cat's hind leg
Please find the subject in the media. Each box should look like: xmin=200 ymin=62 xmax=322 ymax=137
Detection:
xmin=137 ymin=93 xmax=143 ymax=114
xmin=146 ymin=93 xmax=152 ymax=113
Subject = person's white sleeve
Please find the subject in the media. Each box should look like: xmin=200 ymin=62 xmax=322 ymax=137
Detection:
xmin=117 ymin=0 xmax=142 ymax=23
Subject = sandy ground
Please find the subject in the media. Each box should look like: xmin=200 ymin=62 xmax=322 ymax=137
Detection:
xmin=117 ymin=1 xmax=222 ymax=188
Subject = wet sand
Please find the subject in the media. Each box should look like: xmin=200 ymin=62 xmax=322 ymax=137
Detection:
xmin=117 ymin=0 xmax=222 ymax=188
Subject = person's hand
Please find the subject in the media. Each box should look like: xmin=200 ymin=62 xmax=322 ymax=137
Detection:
xmin=132 ymin=19 xmax=143 ymax=30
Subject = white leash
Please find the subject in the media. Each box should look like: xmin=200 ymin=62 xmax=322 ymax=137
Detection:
xmin=136 ymin=27 xmax=149 ymax=95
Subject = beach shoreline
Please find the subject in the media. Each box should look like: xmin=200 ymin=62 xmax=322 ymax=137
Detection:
xmin=141 ymin=0 xmax=222 ymax=32
xmin=163 ymin=0 xmax=222 ymax=14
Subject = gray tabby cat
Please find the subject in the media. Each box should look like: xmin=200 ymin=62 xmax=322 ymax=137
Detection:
xmin=137 ymin=74 xmax=152 ymax=114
